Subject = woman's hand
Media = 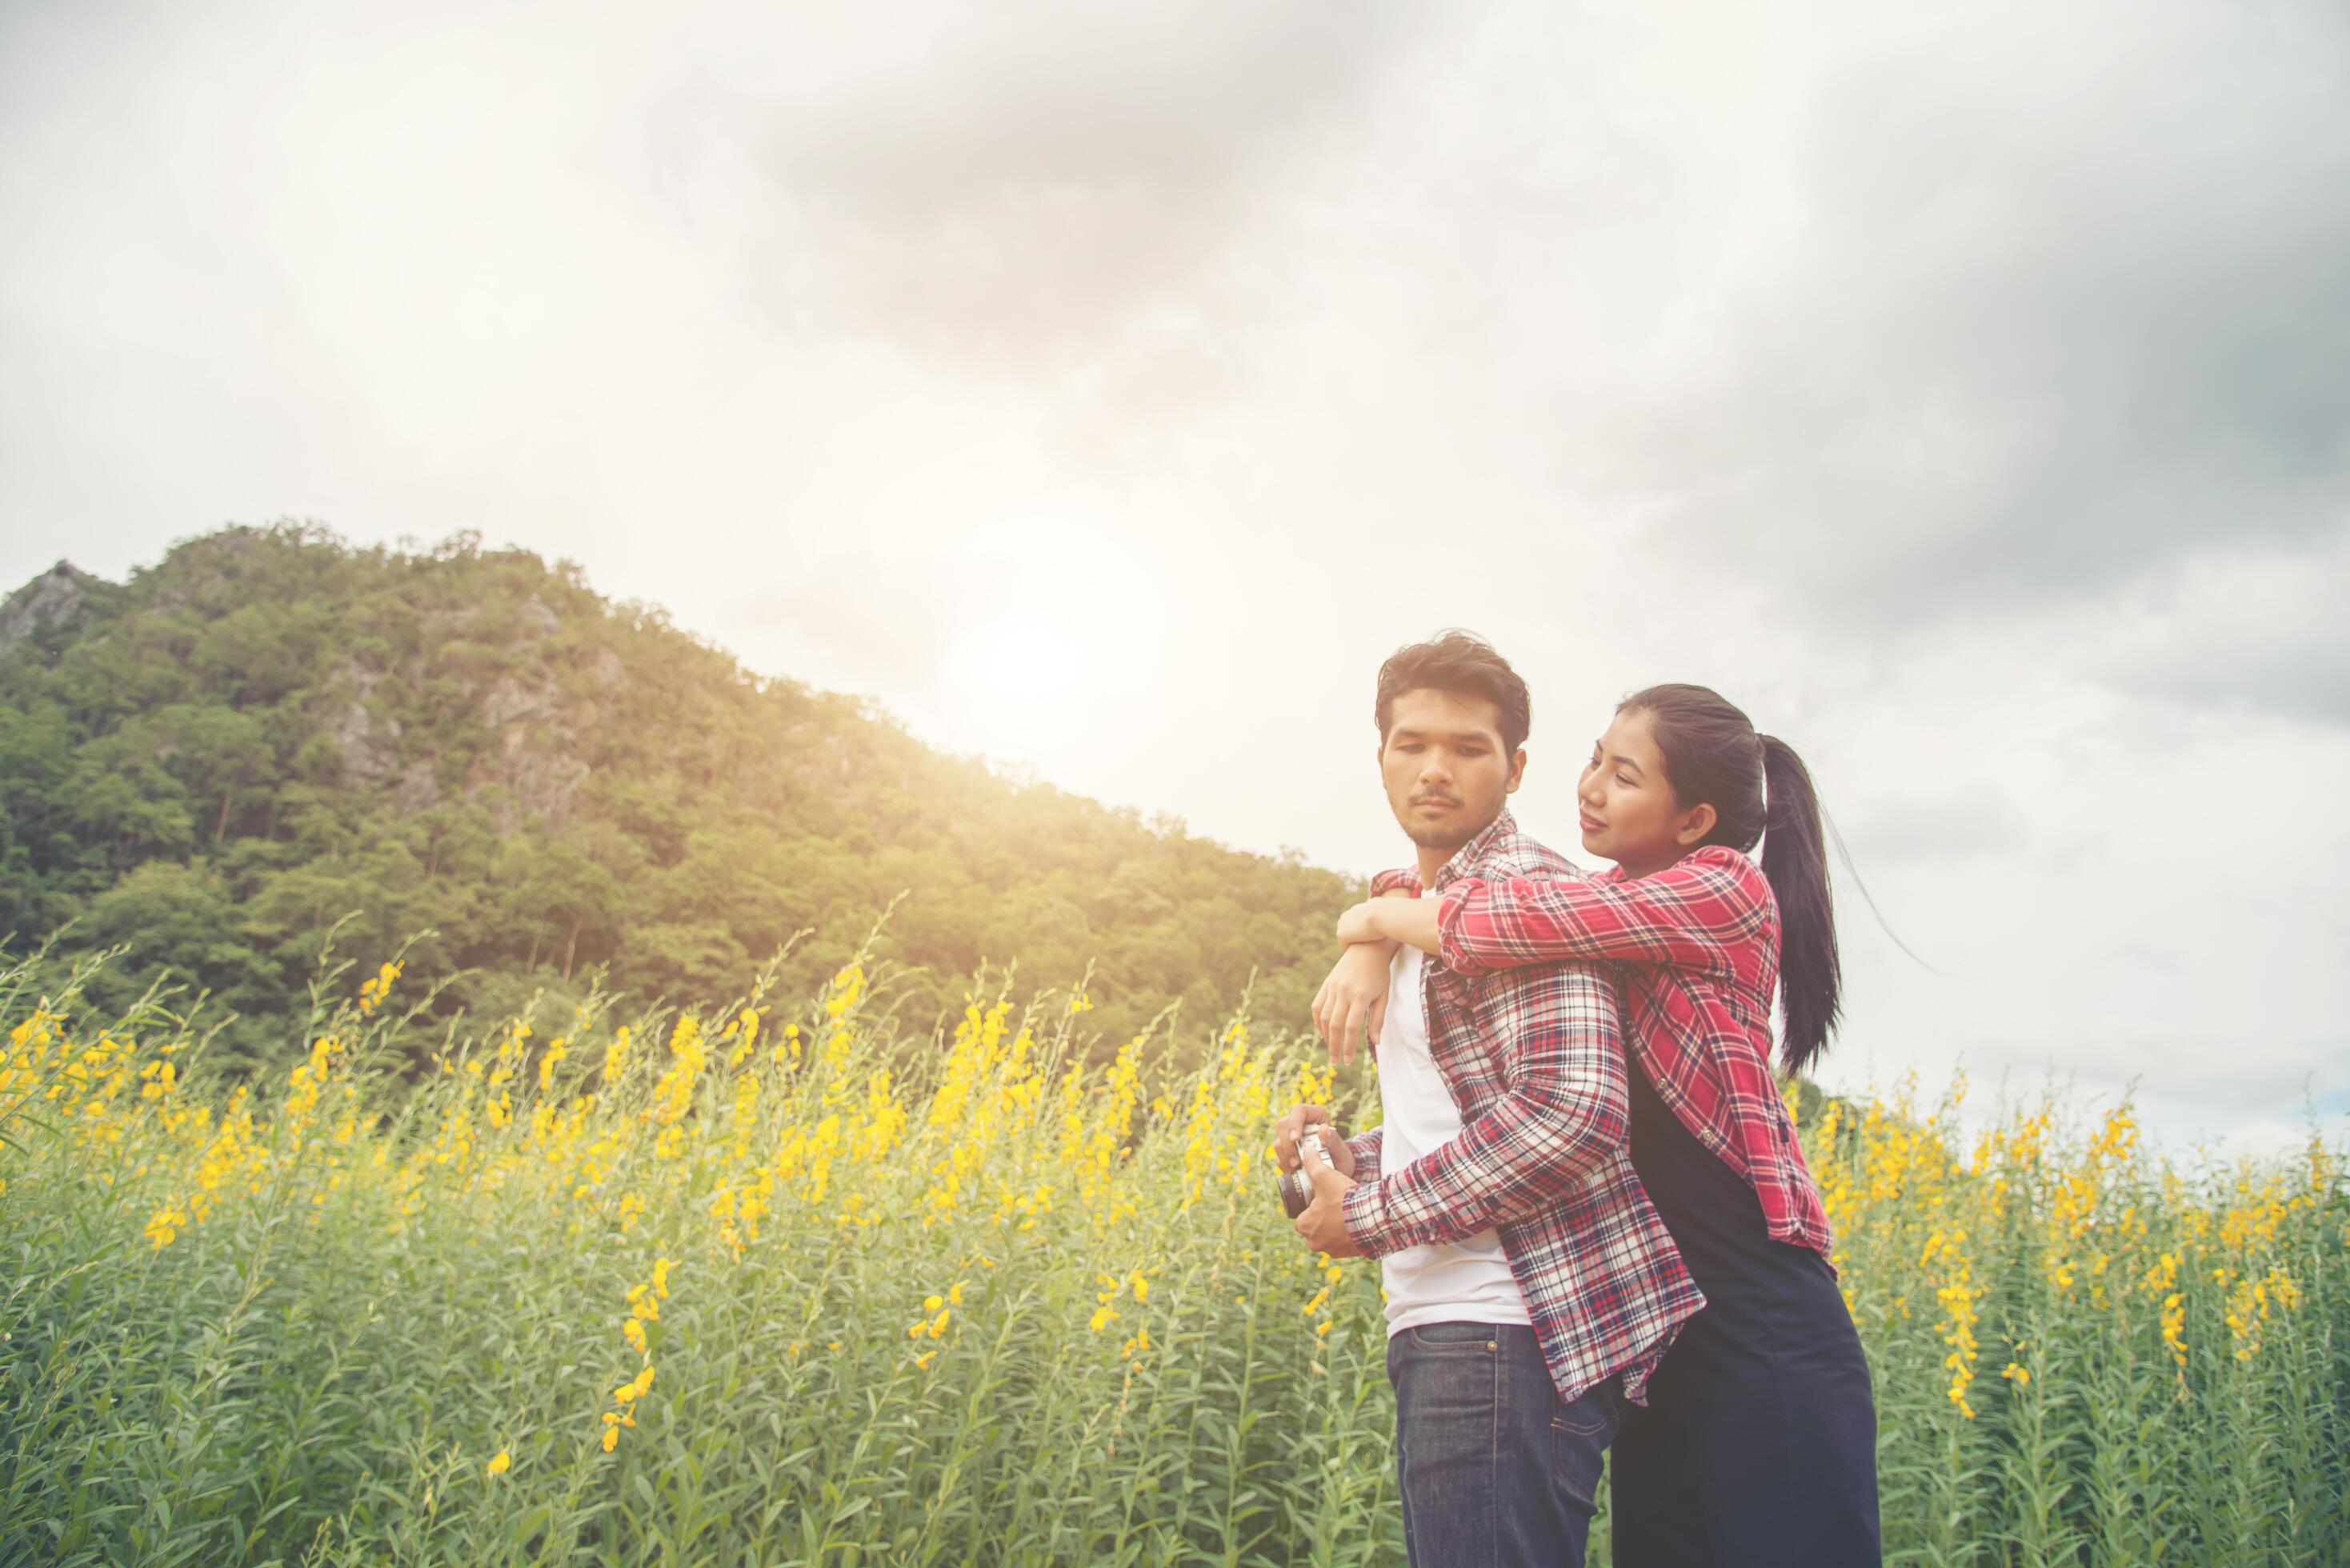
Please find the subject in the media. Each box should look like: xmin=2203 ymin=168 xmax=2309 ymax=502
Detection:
xmin=1312 ymin=942 xmax=1395 ymax=1066
xmin=1338 ymin=897 xmax=1443 ymax=955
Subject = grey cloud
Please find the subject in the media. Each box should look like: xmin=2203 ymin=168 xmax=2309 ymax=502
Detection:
xmin=2096 ymin=533 xmax=2350 ymax=726
xmin=1617 ymin=0 xmax=2350 ymax=639
xmin=1954 ymin=1031 xmax=2344 ymax=1121
xmin=729 ymin=3 xmax=1418 ymax=370
xmin=1841 ymin=782 xmax=2029 ymax=862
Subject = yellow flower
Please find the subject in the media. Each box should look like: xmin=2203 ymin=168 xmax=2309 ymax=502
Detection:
xmin=486 ymin=1449 xmax=511 ymax=1475
xmin=2161 ymin=1292 xmax=2188 ymax=1367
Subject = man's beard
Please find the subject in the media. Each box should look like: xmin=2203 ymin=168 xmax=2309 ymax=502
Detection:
xmin=1400 ymin=803 xmax=1496 ymax=854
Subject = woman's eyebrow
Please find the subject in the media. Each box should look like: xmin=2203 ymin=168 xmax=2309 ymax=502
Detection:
xmin=1607 ymin=752 xmax=1646 ymax=777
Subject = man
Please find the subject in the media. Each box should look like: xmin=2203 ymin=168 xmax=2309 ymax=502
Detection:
xmin=1276 ymin=630 xmax=1701 ymax=1568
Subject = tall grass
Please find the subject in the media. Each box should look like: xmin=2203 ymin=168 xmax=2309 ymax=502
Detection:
xmin=2 ymin=934 xmax=2344 ymax=1566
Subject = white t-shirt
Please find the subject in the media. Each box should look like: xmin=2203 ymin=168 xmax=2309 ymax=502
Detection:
xmin=1375 ymin=942 xmax=1532 ymax=1336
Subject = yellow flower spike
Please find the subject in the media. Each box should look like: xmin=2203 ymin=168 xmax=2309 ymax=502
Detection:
xmin=602 ymin=1425 xmax=619 ymax=1453
xmin=923 ymin=1294 xmax=943 ymax=1314
xmin=948 ymin=1280 xmax=966 ymax=1306
xmin=487 ymin=1450 xmax=511 ymax=1475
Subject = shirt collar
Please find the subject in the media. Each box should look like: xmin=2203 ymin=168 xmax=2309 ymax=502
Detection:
xmin=1431 ymin=809 xmax=1516 ymax=893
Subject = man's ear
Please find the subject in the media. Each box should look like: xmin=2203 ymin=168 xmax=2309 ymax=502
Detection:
xmin=1675 ymin=801 xmax=1717 ymax=846
xmin=1505 ymin=748 xmax=1527 ymax=794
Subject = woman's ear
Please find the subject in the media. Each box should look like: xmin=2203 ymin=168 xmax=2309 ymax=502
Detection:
xmin=1676 ymin=802 xmax=1717 ymax=847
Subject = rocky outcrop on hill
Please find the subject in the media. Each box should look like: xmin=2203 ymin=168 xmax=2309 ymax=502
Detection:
xmin=0 ymin=561 xmax=97 ymax=654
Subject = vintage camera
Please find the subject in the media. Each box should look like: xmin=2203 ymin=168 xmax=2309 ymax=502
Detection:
xmin=1278 ymin=1122 xmax=1339 ymax=1218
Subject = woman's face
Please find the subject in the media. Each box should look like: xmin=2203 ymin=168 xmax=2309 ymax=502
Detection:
xmin=1575 ymin=708 xmax=1712 ymax=877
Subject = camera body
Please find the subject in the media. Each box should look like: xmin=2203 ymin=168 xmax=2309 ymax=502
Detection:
xmin=1278 ymin=1123 xmax=1338 ymax=1219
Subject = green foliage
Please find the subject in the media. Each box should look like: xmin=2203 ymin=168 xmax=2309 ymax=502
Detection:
xmin=0 ymin=524 xmax=1358 ymax=1072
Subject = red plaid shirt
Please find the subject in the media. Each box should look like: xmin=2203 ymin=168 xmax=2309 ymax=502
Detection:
xmin=1341 ymin=812 xmax=1702 ymax=1406
xmin=1372 ymin=842 xmax=1836 ymax=1262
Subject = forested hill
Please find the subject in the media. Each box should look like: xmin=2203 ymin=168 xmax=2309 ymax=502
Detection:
xmin=0 ymin=524 xmax=1358 ymax=1070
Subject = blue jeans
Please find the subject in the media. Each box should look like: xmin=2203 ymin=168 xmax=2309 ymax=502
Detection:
xmin=1386 ymin=1321 xmax=1626 ymax=1568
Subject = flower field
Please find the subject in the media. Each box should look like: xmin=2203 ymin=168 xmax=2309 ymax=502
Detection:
xmin=2 ymin=937 xmax=2345 ymax=1567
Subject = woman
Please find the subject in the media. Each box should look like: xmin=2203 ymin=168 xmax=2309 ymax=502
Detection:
xmin=1317 ymin=683 xmax=1880 ymax=1566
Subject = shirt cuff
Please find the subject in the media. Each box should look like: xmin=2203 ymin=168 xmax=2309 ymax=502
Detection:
xmin=1435 ymin=879 xmax=1483 ymax=974
xmin=1340 ymin=1182 xmax=1390 ymax=1257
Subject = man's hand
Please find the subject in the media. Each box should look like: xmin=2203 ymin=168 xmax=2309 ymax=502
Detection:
xmin=1311 ymin=947 xmax=1392 ymax=1066
xmin=1274 ymin=1103 xmax=1357 ymax=1179
xmin=1292 ymin=1144 xmax=1363 ymax=1258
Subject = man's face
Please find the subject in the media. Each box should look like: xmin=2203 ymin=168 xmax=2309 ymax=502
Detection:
xmin=1378 ymin=686 xmax=1526 ymax=854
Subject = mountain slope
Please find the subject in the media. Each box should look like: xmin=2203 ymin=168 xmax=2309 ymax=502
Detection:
xmin=0 ymin=523 xmax=1356 ymax=1066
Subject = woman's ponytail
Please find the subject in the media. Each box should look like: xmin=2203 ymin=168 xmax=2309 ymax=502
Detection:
xmin=1758 ymin=734 xmax=1841 ymax=1075
xmin=1619 ymin=685 xmax=1845 ymax=1074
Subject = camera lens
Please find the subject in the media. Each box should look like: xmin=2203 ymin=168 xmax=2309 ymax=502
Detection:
xmin=1279 ymin=1166 xmax=1310 ymax=1218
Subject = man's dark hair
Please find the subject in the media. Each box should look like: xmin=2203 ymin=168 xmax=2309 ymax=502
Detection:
xmin=1374 ymin=630 xmax=1531 ymax=754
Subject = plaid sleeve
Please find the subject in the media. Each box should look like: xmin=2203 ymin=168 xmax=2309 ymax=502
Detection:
xmin=1368 ymin=866 xmax=1423 ymax=898
xmin=1340 ymin=958 xmax=1627 ymax=1256
xmin=1437 ymin=846 xmax=1768 ymax=979
xmin=1345 ymin=1124 xmax=1383 ymax=1180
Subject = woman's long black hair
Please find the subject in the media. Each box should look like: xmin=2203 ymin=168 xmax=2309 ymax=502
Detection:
xmin=1620 ymin=683 xmax=1841 ymax=1075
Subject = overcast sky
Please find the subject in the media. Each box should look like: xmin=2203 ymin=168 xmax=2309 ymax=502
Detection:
xmin=5 ymin=0 xmax=2346 ymax=1154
